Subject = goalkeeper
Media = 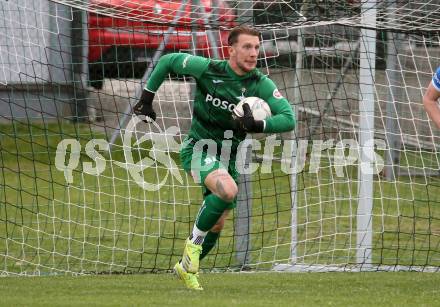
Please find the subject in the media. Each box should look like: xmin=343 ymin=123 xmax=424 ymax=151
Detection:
xmin=423 ymin=66 xmax=440 ymax=128
xmin=133 ymin=26 xmax=295 ymax=290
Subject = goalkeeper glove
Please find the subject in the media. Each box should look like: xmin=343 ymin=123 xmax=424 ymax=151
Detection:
xmin=234 ymin=103 xmax=264 ymax=133
xmin=133 ymin=89 xmax=156 ymax=121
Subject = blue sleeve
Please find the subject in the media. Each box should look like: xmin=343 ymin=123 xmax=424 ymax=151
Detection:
xmin=432 ymin=66 xmax=440 ymax=91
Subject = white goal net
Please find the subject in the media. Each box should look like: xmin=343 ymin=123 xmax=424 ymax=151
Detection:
xmin=1 ymin=0 xmax=440 ymax=275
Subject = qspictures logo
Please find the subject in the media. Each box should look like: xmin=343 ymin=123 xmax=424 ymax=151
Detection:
xmin=55 ymin=115 xmax=182 ymax=191
xmin=55 ymin=115 xmax=387 ymax=191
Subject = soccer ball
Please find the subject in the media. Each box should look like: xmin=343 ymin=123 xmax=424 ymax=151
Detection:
xmin=233 ymin=97 xmax=272 ymax=121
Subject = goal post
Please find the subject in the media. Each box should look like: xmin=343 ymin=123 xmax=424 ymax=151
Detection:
xmin=356 ymin=0 xmax=377 ymax=268
xmin=2 ymin=0 xmax=440 ymax=276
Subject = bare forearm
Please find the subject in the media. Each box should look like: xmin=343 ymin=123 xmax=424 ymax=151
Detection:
xmin=423 ymin=97 xmax=440 ymax=129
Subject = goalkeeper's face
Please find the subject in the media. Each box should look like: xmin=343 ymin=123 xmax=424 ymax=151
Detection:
xmin=228 ymin=34 xmax=260 ymax=75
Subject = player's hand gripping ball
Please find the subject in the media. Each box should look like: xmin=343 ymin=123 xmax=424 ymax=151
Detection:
xmin=233 ymin=97 xmax=272 ymax=121
xmin=232 ymin=97 xmax=271 ymax=138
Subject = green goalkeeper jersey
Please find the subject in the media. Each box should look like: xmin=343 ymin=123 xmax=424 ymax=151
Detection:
xmin=145 ymin=53 xmax=295 ymax=148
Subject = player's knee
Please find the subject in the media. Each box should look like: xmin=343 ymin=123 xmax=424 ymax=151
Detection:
xmin=205 ymin=170 xmax=238 ymax=202
xmin=218 ymin=181 xmax=238 ymax=202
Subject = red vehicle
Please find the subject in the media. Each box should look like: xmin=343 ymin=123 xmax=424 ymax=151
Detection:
xmin=88 ymin=0 xmax=236 ymax=89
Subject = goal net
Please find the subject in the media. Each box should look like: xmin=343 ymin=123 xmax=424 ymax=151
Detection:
xmin=1 ymin=0 xmax=440 ymax=275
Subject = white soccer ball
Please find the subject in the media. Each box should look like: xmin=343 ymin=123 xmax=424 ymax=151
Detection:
xmin=233 ymin=97 xmax=272 ymax=121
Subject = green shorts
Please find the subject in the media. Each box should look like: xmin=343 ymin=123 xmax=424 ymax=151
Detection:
xmin=180 ymin=137 xmax=239 ymax=209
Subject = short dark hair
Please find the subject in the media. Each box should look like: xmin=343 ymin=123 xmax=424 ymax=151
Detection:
xmin=227 ymin=26 xmax=261 ymax=46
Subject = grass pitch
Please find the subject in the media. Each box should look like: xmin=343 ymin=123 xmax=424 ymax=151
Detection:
xmin=0 ymin=272 xmax=439 ymax=306
xmin=2 ymin=118 xmax=440 ymax=307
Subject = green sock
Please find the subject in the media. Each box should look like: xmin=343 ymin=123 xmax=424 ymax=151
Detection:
xmin=200 ymin=231 xmax=220 ymax=260
xmin=195 ymin=194 xmax=230 ymax=232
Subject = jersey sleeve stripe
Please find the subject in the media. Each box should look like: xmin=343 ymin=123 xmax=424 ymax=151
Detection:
xmin=143 ymin=87 xmax=156 ymax=94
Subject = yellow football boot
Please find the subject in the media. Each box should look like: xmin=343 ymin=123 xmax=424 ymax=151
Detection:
xmin=173 ymin=261 xmax=203 ymax=291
